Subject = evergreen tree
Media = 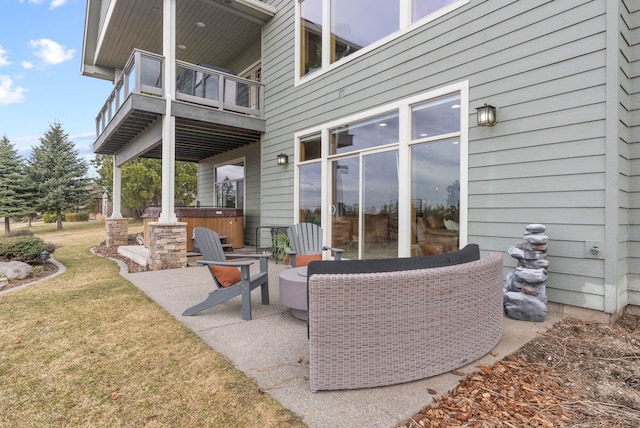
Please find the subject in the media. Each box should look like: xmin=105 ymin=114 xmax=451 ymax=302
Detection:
xmin=28 ymin=123 xmax=91 ymax=230
xmin=0 ymin=136 xmax=34 ymax=236
xmin=175 ymin=161 xmax=197 ymax=206
xmin=92 ymin=155 xmax=197 ymax=217
xmin=122 ymin=158 xmax=162 ymax=216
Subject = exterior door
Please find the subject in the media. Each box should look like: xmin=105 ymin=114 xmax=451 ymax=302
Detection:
xmin=240 ymin=63 xmax=261 ymax=110
xmin=331 ymin=148 xmax=399 ymax=259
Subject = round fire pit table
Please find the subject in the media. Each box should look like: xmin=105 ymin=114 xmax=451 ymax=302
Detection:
xmin=278 ymin=266 xmax=308 ymax=320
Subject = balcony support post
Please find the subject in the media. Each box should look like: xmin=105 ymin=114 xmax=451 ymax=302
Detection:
xmin=112 ymin=156 xmax=123 ymax=219
xmin=104 ymin=157 xmax=126 ymax=249
xmin=159 ymin=0 xmax=177 ymax=224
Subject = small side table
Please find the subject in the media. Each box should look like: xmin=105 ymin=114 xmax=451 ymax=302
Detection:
xmin=279 ymin=266 xmax=308 ymax=320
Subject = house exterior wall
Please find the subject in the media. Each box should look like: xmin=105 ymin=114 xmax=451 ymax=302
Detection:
xmin=257 ymin=0 xmax=636 ymax=313
xmin=227 ymin=40 xmax=261 ymax=74
xmin=198 ymin=140 xmax=261 ymax=246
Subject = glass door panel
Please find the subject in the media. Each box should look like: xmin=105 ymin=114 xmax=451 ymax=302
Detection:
xmin=411 ymin=139 xmax=460 ymax=256
xmin=299 ymin=162 xmax=322 ymax=224
xmin=363 ymin=150 xmax=398 ymax=258
xmin=331 ymin=149 xmax=399 ymax=259
xmin=331 ymin=157 xmax=359 ymax=259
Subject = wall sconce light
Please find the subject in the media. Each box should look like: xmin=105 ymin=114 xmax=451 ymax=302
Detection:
xmin=475 ymin=103 xmax=497 ymax=126
xmin=276 ymin=153 xmax=289 ymax=165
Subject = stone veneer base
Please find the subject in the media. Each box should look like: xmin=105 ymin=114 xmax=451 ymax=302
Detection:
xmin=105 ymin=218 xmax=128 ymax=247
xmin=147 ymin=222 xmax=188 ymax=270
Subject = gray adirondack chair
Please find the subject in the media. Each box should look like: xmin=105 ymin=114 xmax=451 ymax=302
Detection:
xmin=182 ymin=227 xmax=269 ymax=320
xmin=286 ymin=223 xmax=344 ymax=267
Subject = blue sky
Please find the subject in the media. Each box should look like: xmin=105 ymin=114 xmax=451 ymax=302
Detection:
xmin=0 ymin=0 xmax=111 ymax=176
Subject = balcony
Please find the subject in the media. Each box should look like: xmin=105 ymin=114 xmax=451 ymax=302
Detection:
xmin=94 ymin=49 xmax=265 ymax=162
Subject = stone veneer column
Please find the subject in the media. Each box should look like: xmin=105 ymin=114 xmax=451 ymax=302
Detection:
xmin=147 ymin=222 xmax=187 ymax=270
xmin=105 ymin=218 xmax=128 ymax=247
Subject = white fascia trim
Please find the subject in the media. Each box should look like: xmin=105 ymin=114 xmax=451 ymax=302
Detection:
xmin=94 ymin=0 xmax=117 ymax=68
xmin=235 ymin=0 xmax=276 ymax=17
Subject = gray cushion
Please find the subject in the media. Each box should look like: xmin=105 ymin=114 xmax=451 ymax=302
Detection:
xmin=307 ymin=244 xmax=480 ymax=277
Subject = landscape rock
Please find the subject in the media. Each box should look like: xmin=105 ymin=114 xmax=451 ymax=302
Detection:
xmin=525 ymin=224 xmax=547 ymax=233
xmin=0 ymin=261 xmax=33 ymax=280
xmin=524 ymin=234 xmax=548 ymax=245
xmin=503 ymin=224 xmax=549 ymax=322
xmin=515 ymin=267 xmax=548 ymax=283
xmin=503 ymin=291 xmax=548 ymax=322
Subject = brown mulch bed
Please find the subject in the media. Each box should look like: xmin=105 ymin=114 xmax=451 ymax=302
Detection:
xmin=398 ymin=313 xmax=640 ymax=427
xmin=92 ymin=245 xmax=148 ymax=273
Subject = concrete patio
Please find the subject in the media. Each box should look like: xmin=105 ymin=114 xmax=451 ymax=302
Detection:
xmin=116 ymin=256 xmax=562 ymax=428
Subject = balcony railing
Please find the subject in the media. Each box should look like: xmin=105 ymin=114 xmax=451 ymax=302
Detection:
xmin=175 ymin=61 xmax=264 ymax=117
xmin=96 ymin=49 xmax=264 ymax=137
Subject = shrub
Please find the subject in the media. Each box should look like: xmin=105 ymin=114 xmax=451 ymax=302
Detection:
xmin=66 ymin=212 xmax=89 ymax=222
xmin=0 ymin=236 xmax=56 ymax=263
xmin=43 ymin=212 xmax=66 ymax=223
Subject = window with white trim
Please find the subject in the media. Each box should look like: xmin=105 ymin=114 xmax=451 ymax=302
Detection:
xmin=295 ymin=84 xmax=467 ymax=259
xmin=297 ymin=0 xmax=466 ymax=79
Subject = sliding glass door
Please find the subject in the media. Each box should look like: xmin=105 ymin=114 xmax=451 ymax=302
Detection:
xmin=331 ymin=148 xmax=398 ymax=259
xmin=297 ymin=84 xmax=466 ymax=260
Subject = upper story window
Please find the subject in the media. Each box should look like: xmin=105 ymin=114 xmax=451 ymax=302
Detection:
xmin=297 ymin=0 xmax=465 ymax=80
xmin=413 ymin=0 xmax=457 ymax=21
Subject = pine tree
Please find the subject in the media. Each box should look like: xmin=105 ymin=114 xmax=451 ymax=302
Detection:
xmin=92 ymin=154 xmax=197 ymax=217
xmin=28 ymin=123 xmax=91 ymax=230
xmin=0 ymin=136 xmax=34 ymax=237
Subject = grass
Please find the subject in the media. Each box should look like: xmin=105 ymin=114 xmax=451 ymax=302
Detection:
xmin=0 ymin=220 xmax=305 ymax=427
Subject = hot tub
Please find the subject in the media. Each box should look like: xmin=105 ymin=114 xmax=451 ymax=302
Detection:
xmin=142 ymin=207 xmax=244 ymax=251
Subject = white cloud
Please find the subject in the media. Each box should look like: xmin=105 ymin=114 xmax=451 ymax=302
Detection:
xmin=49 ymin=0 xmax=68 ymax=9
xmin=29 ymin=38 xmax=75 ymax=65
xmin=0 ymin=75 xmax=27 ymax=105
xmin=22 ymin=61 xmax=34 ymax=69
xmin=20 ymin=0 xmax=67 ymax=8
xmin=0 ymin=45 xmax=10 ymax=67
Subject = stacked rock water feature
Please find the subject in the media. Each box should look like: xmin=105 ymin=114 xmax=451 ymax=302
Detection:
xmin=503 ymin=224 xmax=549 ymax=322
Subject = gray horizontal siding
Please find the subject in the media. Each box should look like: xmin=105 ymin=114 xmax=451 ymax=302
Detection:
xmin=197 ymin=141 xmax=261 ymax=246
xmin=197 ymin=163 xmax=214 ymax=206
xmin=259 ymin=0 xmax=626 ymax=310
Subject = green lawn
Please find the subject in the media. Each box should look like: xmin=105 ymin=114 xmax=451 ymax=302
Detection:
xmin=0 ymin=220 xmax=305 ymax=427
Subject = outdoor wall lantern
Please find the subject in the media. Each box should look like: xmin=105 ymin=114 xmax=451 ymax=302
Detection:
xmin=475 ymin=103 xmax=497 ymax=126
xmin=277 ymin=153 xmax=289 ymax=165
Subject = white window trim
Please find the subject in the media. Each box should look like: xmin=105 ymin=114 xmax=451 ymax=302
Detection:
xmin=239 ymin=60 xmax=261 ymax=78
xmin=294 ymin=81 xmax=469 ymax=255
xmin=294 ymin=0 xmax=469 ymax=86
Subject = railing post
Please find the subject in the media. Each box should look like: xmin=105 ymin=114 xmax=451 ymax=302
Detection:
xmin=134 ymin=50 xmax=141 ymax=94
xmin=115 ymin=82 xmax=120 ymax=112
xmin=259 ymin=84 xmax=265 ymax=118
xmin=123 ymin=67 xmax=129 ymax=99
xmin=219 ymin=75 xmax=225 ymax=112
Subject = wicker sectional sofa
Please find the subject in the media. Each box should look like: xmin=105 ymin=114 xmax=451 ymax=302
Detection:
xmin=306 ymin=245 xmax=504 ymax=392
